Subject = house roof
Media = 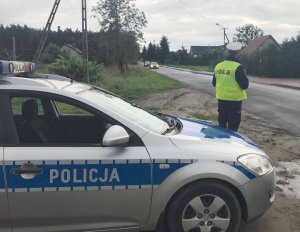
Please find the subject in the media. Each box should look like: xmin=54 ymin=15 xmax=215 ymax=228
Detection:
xmin=61 ymin=44 xmax=82 ymax=55
xmin=241 ymin=35 xmax=279 ymax=55
xmin=190 ymin=45 xmax=224 ymax=56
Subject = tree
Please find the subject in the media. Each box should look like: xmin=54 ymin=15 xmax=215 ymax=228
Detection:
xmin=159 ymin=36 xmax=170 ymax=65
xmin=141 ymin=45 xmax=147 ymax=61
xmin=233 ymin=24 xmax=264 ymax=46
xmin=177 ymin=47 xmax=189 ymax=65
xmin=279 ymin=35 xmax=300 ymax=77
xmin=147 ymin=42 xmax=155 ymax=61
xmin=93 ymin=0 xmax=147 ymax=74
xmin=40 ymin=43 xmax=62 ymax=64
xmin=153 ymin=43 xmax=160 ymax=62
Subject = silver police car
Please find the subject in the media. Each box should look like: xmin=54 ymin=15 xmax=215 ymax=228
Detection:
xmin=0 ymin=61 xmax=275 ymax=232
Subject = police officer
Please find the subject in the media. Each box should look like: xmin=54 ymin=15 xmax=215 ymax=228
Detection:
xmin=212 ymin=42 xmax=249 ymax=132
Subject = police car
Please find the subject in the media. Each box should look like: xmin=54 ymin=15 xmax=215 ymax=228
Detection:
xmin=0 ymin=60 xmax=275 ymax=232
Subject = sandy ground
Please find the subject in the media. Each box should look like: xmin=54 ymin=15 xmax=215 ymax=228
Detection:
xmin=135 ymin=87 xmax=300 ymax=232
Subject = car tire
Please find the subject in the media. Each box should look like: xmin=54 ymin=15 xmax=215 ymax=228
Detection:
xmin=166 ymin=180 xmax=241 ymax=232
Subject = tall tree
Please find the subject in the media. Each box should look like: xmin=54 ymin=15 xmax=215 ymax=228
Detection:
xmin=147 ymin=42 xmax=155 ymax=62
xmin=141 ymin=45 xmax=148 ymax=61
xmin=233 ymin=24 xmax=264 ymax=46
xmin=93 ymin=0 xmax=147 ymax=74
xmin=177 ymin=46 xmax=189 ymax=65
xmin=153 ymin=43 xmax=160 ymax=62
xmin=159 ymin=36 xmax=170 ymax=65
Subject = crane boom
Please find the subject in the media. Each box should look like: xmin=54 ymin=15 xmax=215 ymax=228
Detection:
xmin=33 ymin=0 xmax=61 ymax=64
xmin=33 ymin=0 xmax=89 ymax=83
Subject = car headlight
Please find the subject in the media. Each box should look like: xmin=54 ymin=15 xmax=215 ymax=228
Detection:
xmin=238 ymin=154 xmax=273 ymax=176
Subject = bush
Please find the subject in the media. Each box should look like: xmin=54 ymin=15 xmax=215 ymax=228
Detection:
xmin=40 ymin=43 xmax=62 ymax=64
xmin=47 ymin=54 xmax=103 ymax=82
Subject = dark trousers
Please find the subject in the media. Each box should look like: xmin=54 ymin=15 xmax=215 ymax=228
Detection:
xmin=218 ymin=100 xmax=242 ymax=132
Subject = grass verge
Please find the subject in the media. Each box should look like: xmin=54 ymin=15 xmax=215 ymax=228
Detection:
xmin=169 ymin=65 xmax=213 ymax=72
xmin=38 ymin=63 xmax=184 ymax=101
xmin=93 ymin=65 xmax=185 ymax=100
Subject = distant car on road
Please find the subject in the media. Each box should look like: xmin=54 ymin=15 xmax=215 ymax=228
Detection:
xmin=0 ymin=60 xmax=275 ymax=232
xmin=144 ymin=61 xmax=150 ymax=67
xmin=149 ymin=62 xmax=159 ymax=69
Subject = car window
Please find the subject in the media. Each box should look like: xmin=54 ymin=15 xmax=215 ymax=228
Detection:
xmin=9 ymin=93 xmax=111 ymax=146
xmin=11 ymin=97 xmax=44 ymax=116
xmin=54 ymin=100 xmax=92 ymax=116
xmin=78 ymin=87 xmax=169 ymax=134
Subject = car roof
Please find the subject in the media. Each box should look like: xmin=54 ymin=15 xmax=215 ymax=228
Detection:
xmin=0 ymin=73 xmax=121 ymax=101
xmin=0 ymin=73 xmax=92 ymax=95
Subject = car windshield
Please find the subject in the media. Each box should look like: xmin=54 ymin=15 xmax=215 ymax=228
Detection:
xmin=78 ymin=87 xmax=169 ymax=134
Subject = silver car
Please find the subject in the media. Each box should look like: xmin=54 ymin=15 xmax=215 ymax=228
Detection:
xmin=0 ymin=60 xmax=275 ymax=232
xmin=149 ymin=62 xmax=159 ymax=69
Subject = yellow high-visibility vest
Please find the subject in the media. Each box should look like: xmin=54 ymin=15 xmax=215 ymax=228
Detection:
xmin=214 ymin=60 xmax=247 ymax=101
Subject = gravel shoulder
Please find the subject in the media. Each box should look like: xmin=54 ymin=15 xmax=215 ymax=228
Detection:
xmin=135 ymin=87 xmax=300 ymax=232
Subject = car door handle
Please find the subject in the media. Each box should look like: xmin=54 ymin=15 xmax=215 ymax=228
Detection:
xmin=11 ymin=163 xmax=43 ymax=175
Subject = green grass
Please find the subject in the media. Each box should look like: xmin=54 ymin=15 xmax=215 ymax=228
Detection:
xmin=169 ymin=65 xmax=213 ymax=72
xmin=55 ymin=101 xmax=92 ymax=115
xmin=93 ymin=65 xmax=185 ymax=100
xmin=30 ymin=64 xmax=184 ymax=113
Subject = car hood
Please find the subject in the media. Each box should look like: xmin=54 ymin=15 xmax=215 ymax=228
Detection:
xmin=170 ymin=118 xmax=261 ymax=153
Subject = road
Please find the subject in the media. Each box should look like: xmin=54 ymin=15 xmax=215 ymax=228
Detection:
xmin=155 ymin=67 xmax=300 ymax=136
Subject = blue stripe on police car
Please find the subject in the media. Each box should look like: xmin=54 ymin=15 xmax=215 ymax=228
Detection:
xmin=6 ymin=160 xmax=151 ymax=191
xmin=4 ymin=159 xmax=255 ymax=192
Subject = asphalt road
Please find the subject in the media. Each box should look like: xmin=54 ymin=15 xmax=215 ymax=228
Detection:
xmin=155 ymin=67 xmax=300 ymax=136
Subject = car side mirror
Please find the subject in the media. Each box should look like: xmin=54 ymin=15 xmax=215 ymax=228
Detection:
xmin=102 ymin=125 xmax=130 ymax=147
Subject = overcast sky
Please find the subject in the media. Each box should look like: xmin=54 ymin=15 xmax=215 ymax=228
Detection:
xmin=1 ymin=0 xmax=300 ymax=51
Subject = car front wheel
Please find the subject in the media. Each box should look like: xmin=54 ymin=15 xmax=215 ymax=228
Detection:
xmin=166 ymin=180 xmax=241 ymax=232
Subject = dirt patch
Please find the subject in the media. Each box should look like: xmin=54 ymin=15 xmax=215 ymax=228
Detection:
xmin=276 ymin=160 xmax=300 ymax=199
xmin=135 ymin=87 xmax=300 ymax=232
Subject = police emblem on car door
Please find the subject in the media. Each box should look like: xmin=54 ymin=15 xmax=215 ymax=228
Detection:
xmin=3 ymin=93 xmax=152 ymax=231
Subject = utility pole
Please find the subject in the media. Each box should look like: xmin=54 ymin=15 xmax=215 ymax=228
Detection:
xmin=82 ymin=0 xmax=89 ymax=83
xmin=216 ymin=23 xmax=229 ymax=45
xmin=12 ymin=36 xmax=16 ymax=60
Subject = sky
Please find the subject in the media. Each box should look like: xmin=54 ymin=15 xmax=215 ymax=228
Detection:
xmin=1 ymin=0 xmax=300 ymax=51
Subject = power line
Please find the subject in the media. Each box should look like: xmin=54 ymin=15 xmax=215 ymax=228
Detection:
xmin=175 ymin=0 xmax=230 ymax=44
xmin=176 ymin=0 xmax=192 ymax=10
xmin=175 ymin=0 xmax=215 ymax=26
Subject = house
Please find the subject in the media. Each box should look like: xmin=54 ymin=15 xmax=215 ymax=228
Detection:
xmin=61 ymin=44 xmax=82 ymax=58
xmin=190 ymin=45 xmax=224 ymax=58
xmin=240 ymin=35 xmax=279 ymax=56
